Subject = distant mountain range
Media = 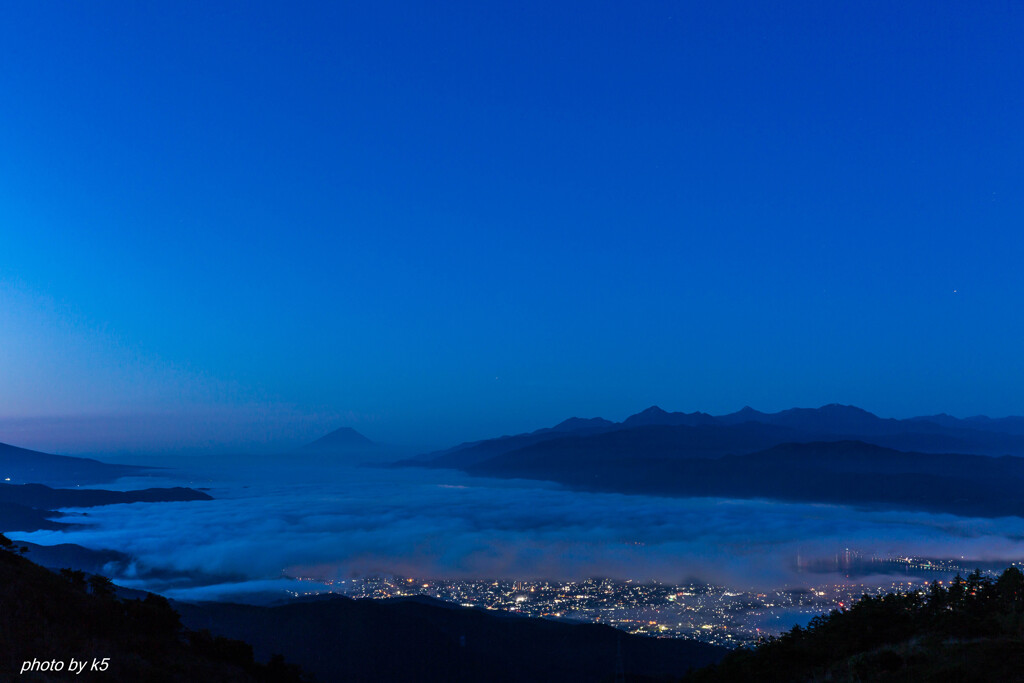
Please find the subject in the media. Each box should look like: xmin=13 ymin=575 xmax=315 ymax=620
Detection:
xmin=405 ymin=404 xmax=1024 ymax=517
xmin=414 ymin=404 xmax=1024 ymax=469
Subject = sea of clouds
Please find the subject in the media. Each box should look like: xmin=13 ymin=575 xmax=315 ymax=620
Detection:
xmin=13 ymin=456 xmax=1024 ymax=602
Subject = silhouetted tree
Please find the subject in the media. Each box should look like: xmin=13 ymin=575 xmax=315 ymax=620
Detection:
xmin=60 ymin=567 xmax=87 ymax=591
xmin=88 ymin=574 xmax=116 ymax=599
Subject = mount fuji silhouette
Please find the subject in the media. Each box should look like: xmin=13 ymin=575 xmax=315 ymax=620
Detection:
xmin=299 ymin=427 xmax=375 ymax=454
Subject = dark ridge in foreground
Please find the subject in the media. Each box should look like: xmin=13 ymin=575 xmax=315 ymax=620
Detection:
xmin=0 ymin=441 xmax=151 ymax=486
xmin=685 ymin=567 xmax=1024 ymax=682
xmin=0 ymin=501 xmax=71 ymax=533
xmin=0 ymin=534 xmax=306 ymax=682
xmin=466 ymin=439 xmax=1024 ymax=518
xmin=14 ymin=540 xmax=132 ymax=576
xmin=175 ymin=593 xmax=727 ymax=682
xmin=0 ymin=483 xmax=214 ymax=533
xmin=0 ymin=482 xmax=212 ymax=508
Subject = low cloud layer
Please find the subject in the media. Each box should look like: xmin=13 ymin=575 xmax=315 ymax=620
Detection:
xmin=15 ymin=460 xmax=1024 ymax=600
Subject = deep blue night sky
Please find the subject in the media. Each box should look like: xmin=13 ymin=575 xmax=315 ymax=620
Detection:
xmin=1 ymin=1 xmax=1022 ymax=454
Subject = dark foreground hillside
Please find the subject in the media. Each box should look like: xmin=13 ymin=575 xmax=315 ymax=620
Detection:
xmin=0 ymin=530 xmax=725 ymax=682
xmin=0 ymin=534 xmax=306 ymax=682
xmin=685 ymin=568 xmax=1024 ymax=683
xmin=0 ymin=482 xmax=213 ymax=533
xmin=176 ymin=593 xmax=727 ymax=682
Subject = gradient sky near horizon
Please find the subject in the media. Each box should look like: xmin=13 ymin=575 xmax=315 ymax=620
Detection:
xmin=1 ymin=1 xmax=1022 ymax=455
